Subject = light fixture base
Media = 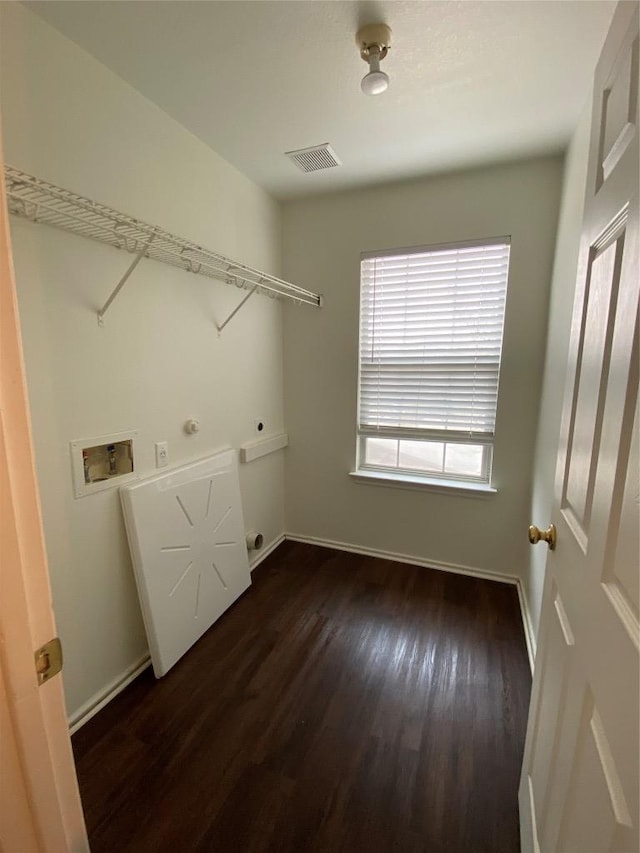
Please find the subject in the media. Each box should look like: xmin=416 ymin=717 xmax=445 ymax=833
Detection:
xmin=356 ymin=22 xmax=392 ymax=62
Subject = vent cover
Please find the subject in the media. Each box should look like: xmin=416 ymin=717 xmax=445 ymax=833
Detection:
xmin=285 ymin=143 xmax=342 ymax=173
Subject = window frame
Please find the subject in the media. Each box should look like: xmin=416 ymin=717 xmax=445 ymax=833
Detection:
xmin=355 ymin=236 xmax=510 ymax=489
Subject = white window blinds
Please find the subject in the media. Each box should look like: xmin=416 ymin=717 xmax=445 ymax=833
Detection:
xmin=358 ymin=238 xmax=510 ymax=442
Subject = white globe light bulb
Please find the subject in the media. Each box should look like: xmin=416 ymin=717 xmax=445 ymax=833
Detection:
xmin=361 ymin=69 xmax=389 ymax=95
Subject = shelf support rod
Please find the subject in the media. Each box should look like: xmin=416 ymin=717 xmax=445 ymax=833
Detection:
xmin=97 ymin=234 xmax=154 ymax=326
xmin=215 ymin=284 xmax=259 ymax=334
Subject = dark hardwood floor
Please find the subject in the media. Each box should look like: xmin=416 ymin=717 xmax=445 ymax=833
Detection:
xmin=72 ymin=541 xmax=531 ymax=853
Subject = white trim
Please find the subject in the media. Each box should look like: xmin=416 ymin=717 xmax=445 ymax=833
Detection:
xmin=240 ymin=433 xmax=288 ymax=464
xmin=249 ymin=532 xmax=286 ymax=572
xmin=68 ymin=653 xmax=151 ymax=734
xmin=349 ymin=469 xmax=497 ymax=497
xmin=285 ymin=533 xmax=518 ymax=586
xmin=516 ymin=581 xmax=537 ymax=673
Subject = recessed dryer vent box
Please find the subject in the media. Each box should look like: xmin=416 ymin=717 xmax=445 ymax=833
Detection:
xmin=70 ymin=431 xmax=137 ymax=498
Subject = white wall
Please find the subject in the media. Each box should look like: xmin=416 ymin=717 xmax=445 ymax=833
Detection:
xmin=1 ymin=4 xmax=286 ymax=719
xmin=525 ymin=97 xmax=593 ymax=641
xmin=282 ymin=158 xmax=563 ymax=589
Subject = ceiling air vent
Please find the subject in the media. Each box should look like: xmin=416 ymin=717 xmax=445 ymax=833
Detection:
xmin=285 ymin=143 xmax=342 ymax=173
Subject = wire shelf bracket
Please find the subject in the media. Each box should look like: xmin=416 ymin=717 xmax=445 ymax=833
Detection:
xmin=216 ymin=284 xmax=258 ymax=334
xmin=5 ymin=166 xmax=323 ymax=331
xmin=97 ymin=233 xmax=155 ymax=326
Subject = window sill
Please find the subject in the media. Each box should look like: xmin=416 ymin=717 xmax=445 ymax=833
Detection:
xmin=349 ymin=469 xmax=498 ymax=497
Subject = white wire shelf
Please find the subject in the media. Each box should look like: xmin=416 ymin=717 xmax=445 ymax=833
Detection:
xmin=5 ymin=166 xmax=322 ymax=329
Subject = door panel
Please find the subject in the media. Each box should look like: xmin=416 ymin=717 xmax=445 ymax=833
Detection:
xmin=599 ymin=31 xmax=637 ymax=184
xmin=562 ymin=227 xmax=623 ymax=545
xmin=556 ymin=695 xmax=632 ymax=852
xmin=603 ymin=394 xmax=639 ymax=636
xmin=528 ymin=585 xmax=575 ymax=836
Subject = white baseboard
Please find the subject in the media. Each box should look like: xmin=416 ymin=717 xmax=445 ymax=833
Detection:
xmin=68 ymin=653 xmax=151 ymax=735
xmin=516 ymin=580 xmax=537 ymax=673
xmin=285 ymin=532 xmax=520 ymax=586
xmin=249 ymin=532 xmax=285 ymax=572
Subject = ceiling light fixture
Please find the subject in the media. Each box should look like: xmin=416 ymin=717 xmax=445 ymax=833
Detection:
xmin=356 ymin=23 xmax=391 ymax=96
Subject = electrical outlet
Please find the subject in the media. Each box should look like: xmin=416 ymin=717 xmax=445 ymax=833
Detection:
xmin=254 ymin=419 xmax=265 ymax=436
xmin=155 ymin=441 xmax=169 ymax=468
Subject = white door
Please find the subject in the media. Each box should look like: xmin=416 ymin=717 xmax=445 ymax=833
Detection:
xmin=519 ymin=3 xmax=639 ymax=852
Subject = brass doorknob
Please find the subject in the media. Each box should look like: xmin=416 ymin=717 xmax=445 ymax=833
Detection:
xmin=528 ymin=523 xmax=556 ymax=550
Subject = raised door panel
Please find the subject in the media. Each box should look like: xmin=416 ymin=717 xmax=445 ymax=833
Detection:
xmin=603 ymin=394 xmax=639 ymax=635
xmin=556 ymin=694 xmax=634 ymax=852
xmin=561 ymin=222 xmax=625 ymax=552
xmin=598 ymin=34 xmax=638 ymax=184
xmin=529 ymin=586 xmax=583 ymax=853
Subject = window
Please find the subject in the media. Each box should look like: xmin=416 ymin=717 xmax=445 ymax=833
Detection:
xmin=356 ymin=237 xmax=510 ymax=487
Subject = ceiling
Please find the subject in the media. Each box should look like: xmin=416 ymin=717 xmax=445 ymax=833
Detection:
xmin=27 ymin=0 xmax=616 ymax=200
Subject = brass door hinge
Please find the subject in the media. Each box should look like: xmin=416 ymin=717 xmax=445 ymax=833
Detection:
xmin=34 ymin=637 xmax=63 ymax=686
